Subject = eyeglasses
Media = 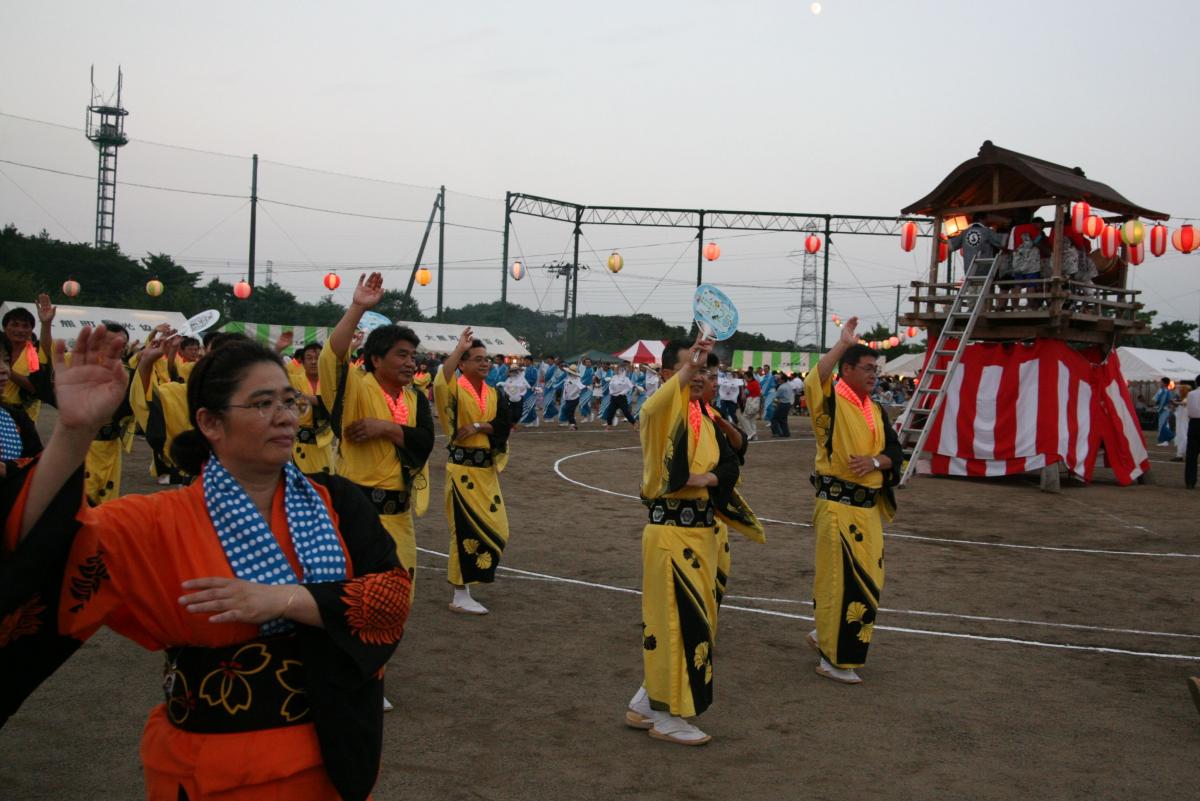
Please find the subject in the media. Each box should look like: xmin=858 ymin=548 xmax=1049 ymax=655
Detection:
xmin=464 ymin=355 xmax=490 ymax=363
xmin=848 ymin=364 xmax=879 ymax=375
xmin=227 ymin=395 xmax=310 ymax=418
xmin=695 ymin=369 xmax=716 ymax=378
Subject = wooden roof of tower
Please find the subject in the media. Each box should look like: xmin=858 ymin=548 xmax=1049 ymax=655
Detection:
xmin=902 ymin=140 xmax=1168 ymax=220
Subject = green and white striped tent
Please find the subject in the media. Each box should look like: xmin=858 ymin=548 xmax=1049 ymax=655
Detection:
xmin=221 ymin=321 xmax=331 ymax=347
xmin=731 ymin=350 xmax=819 ymax=372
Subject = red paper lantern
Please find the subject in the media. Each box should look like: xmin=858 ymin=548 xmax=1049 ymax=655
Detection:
xmin=234 ymin=280 xmax=252 ymax=299
xmin=62 ymin=279 xmax=80 ymax=297
xmin=1070 ymin=201 xmax=1091 ymax=233
xmin=1099 ymin=225 xmax=1121 ymax=259
xmin=1127 ymin=240 xmax=1145 ymax=265
xmin=899 ymin=221 xmax=918 ymax=252
xmin=416 ymin=267 xmax=432 ymax=286
xmin=1082 ymin=215 xmax=1104 ymax=238
xmin=804 ymin=234 xmax=821 ymax=254
xmin=937 ymin=236 xmax=949 ymax=263
xmin=704 ymin=242 xmax=721 ymax=261
xmin=1149 ymin=224 xmax=1169 ymax=257
xmin=146 ymin=279 xmax=164 ymax=297
xmin=323 ymin=272 xmax=341 ymax=290
xmin=1171 ymin=224 xmax=1199 ymax=254
xmin=888 ymin=336 xmax=900 ymax=348
xmin=906 ymin=326 xmax=918 ymax=338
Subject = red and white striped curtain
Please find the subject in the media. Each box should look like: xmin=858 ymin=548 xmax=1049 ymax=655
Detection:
xmin=914 ymin=340 xmax=1149 ymax=484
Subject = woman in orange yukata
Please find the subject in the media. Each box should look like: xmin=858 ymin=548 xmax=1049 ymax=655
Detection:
xmin=2 ymin=327 xmax=411 ymax=801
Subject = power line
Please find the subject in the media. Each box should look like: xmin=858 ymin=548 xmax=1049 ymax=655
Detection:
xmin=0 ymin=158 xmax=247 ymax=199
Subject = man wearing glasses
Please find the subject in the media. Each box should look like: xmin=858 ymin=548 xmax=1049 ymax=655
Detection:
xmin=804 ymin=317 xmax=903 ymax=685
xmin=322 ymin=273 xmax=435 ymax=613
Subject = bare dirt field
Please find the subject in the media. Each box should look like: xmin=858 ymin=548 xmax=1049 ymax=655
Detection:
xmin=3 ymin=410 xmax=1199 ymax=800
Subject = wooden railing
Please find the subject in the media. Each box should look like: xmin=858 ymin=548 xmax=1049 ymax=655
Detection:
xmin=907 ymin=278 xmax=1142 ymax=327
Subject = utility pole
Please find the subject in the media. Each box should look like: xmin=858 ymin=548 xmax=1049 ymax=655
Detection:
xmin=696 ymin=211 xmax=707 ymax=287
xmin=436 ymin=185 xmax=446 ymax=320
xmin=820 ymin=215 xmax=832 ymax=350
xmin=570 ymin=206 xmax=582 ymax=347
xmin=894 ymin=284 xmax=902 ymax=332
xmin=500 ymin=192 xmax=512 ymax=312
xmin=247 ymin=154 xmax=258 ymax=287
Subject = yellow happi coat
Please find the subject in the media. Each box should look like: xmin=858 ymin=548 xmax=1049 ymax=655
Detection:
xmin=285 ymin=360 xmax=335 ymax=476
xmin=319 ymin=342 xmax=432 ymax=580
xmin=129 ymin=359 xmax=191 ymax=483
xmin=432 ymin=370 xmax=510 ymax=586
xmin=2 ymin=342 xmax=46 ymax=421
xmin=638 ymin=375 xmax=762 ymax=718
xmin=805 ymin=368 xmax=898 ymax=669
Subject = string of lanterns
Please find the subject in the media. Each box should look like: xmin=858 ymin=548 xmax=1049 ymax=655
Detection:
xmin=910 ymin=200 xmax=1197 ymax=259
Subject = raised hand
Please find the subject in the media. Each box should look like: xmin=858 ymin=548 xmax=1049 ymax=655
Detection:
xmin=52 ymin=325 xmax=130 ymax=431
xmin=352 ymin=272 xmax=385 ymax=310
xmin=840 ymin=316 xmax=859 ymax=347
xmin=36 ymin=293 xmax=56 ymax=324
xmin=688 ymin=328 xmax=715 ymax=366
xmin=454 ymin=327 xmax=475 ymax=354
xmin=274 ymin=330 xmax=295 ymax=353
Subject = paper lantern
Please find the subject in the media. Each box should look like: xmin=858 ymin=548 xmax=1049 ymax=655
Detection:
xmin=511 ymin=260 xmax=524 ymax=281
xmin=831 ymin=313 xmax=841 ymax=326
xmin=937 ymin=237 xmax=949 ymax=263
xmin=899 ymin=221 xmax=918 ymax=252
xmin=146 ymin=279 xmax=164 ymax=297
xmin=804 ymin=234 xmax=821 ymax=254
xmin=1082 ymin=215 xmax=1104 ymax=238
xmin=1099 ymin=225 xmax=1120 ymax=259
xmin=607 ymin=251 xmax=624 ymax=273
xmin=888 ymin=336 xmax=900 ymax=348
xmin=704 ymin=242 xmax=721 ymax=261
xmin=1070 ymin=202 xmax=1091 ymax=233
xmin=323 ymin=272 xmax=341 ymax=290
xmin=1120 ymin=219 xmax=1145 ymax=246
xmin=944 ymin=215 xmax=969 ymax=237
xmin=1127 ymin=241 xmax=1145 ymax=266
xmin=62 ymin=279 xmax=80 ymax=297
xmin=1149 ymin=224 xmax=1169 ymax=257
xmin=1171 ymin=224 xmax=1199 ymax=254
xmin=234 ymin=280 xmax=252 ymax=299
xmin=416 ymin=267 xmax=432 ymax=286
xmin=906 ymin=326 xmax=918 ymax=338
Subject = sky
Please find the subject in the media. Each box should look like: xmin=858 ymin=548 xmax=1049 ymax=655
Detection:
xmin=2 ymin=0 xmax=1198 ymax=346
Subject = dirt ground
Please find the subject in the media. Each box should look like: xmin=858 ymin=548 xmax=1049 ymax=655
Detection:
xmin=3 ymin=409 xmax=1199 ymax=800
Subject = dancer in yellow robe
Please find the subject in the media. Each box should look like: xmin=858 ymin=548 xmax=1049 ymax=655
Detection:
xmin=320 ymin=272 xmax=434 ymax=587
xmin=1 ymin=299 xmax=53 ymax=422
xmin=287 ymin=342 xmax=335 ymax=475
xmin=804 ymin=316 xmax=903 ymax=684
xmin=433 ymin=327 xmax=512 ymax=616
xmin=624 ymin=334 xmax=762 ymax=746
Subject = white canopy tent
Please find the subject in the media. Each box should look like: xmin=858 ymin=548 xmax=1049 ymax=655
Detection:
xmin=0 ymin=301 xmax=188 ymax=347
xmin=881 ymin=351 xmax=926 ymax=378
xmin=221 ymin=319 xmax=529 ymax=356
xmin=1115 ymin=347 xmax=1200 ymax=383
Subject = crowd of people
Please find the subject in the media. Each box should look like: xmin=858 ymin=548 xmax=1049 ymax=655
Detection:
xmin=4 ymin=274 xmax=1196 ymax=798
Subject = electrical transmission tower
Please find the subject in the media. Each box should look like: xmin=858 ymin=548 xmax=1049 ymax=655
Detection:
xmin=788 ymin=243 xmax=821 ymax=349
xmin=85 ymin=66 xmax=129 ymax=249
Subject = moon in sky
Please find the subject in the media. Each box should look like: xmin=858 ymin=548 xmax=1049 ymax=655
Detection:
xmin=811 ymin=2 xmax=822 ymax=14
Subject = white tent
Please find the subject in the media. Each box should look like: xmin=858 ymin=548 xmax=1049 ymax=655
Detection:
xmin=881 ymin=351 xmax=926 ymax=377
xmin=0 ymin=301 xmax=187 ymax=346
xmin=1116 ymin=346 xmax=1200 ymax=383
xmin=221 ymin=319 xmax=529 ymax=356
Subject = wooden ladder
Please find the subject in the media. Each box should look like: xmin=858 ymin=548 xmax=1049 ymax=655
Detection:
xmin=895 ymin=257 xmax=1000 ymax=487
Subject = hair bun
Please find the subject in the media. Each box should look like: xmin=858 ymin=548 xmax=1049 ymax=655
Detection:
xmin=169 ymin=428 xmax=211 ymax=476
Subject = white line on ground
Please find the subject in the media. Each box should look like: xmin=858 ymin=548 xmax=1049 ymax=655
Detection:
xmin=551 ymin=446 xmax=1200 ymax=559
xmin=414 ymin=547 xmax=1200 ymax=662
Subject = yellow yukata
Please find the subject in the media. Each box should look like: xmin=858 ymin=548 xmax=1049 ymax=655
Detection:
xmin=804 ymin=368 xmax=901 ymax=669
xmin=318 ymin=342 xmax=432 ymax=579
xmin=57 ymin=351 xmax=136 ymax=503
xmin=432 ymin=370 xmax=511 ymax=586
xmin=130 ymin=362 xmax=191 ymax=483
xmin=638 ymin=375 xmax=762 ymax=718
xmin=285 ymin=360 xmax=335 ymax=476
xmin=2 ymin=342 xmax=47 ymax=421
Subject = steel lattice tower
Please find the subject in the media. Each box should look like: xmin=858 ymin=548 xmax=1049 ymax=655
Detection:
xmin=86 ymin=67 xmax=128 ymax=248
xmin=790 ymin=244 xmax=821 ymax=349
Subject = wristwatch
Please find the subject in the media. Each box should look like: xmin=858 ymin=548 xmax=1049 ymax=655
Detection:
xmin=473 ymin=422 xmax=481 ymax=431
xmin=871 ymin=457 xmax=881 ymax=470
